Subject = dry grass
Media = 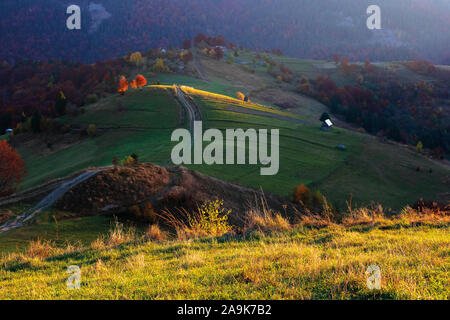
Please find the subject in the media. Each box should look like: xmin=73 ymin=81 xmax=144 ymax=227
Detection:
xmin=0 ymin=201 xmax=448 ymax=299
xmin=26 ymin=239 xmax=56 ymax=259
xmin=106 ymin=219 xmax=136 ymax=247
xmin=244 ymin=196 xmax=291 ymax=234
xmin=89 ymin=219 xmax=137 ymax=250
xmin=146 ymin=224 xmax=167 ymax=241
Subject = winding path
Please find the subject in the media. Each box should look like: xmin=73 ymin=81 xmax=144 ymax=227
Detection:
xmin=0 ymin=170 xmax=100 ymax=234
xmin=175 ymin=86 xmax=202 ymax=134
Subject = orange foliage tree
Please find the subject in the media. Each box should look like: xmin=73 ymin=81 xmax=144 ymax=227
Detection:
xmin=236 ymin=92 xmax=246 ymax=101
xmin=135 ymin=75 xmax=147 ymax=89
xmin=118 ymin=76 xmax=129 ymax=94
xmin=0 ymin=140 xmax=26 ymax=195
xmin=293 ymin=184 xmax=312 ymax=206
xmin=130 ymin=80 xmax=137 ymax=89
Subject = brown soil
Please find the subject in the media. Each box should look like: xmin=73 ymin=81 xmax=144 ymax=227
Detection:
xmin=56 ymin=164 xmax=170 ymax=215
xmin=55 ymin=163 xmax=298 ymax=227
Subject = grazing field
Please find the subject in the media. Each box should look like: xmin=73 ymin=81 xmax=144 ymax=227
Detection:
xmin=0 ymin=215 xmax=448 ymax=300
xmin=184 ymin=89 xmax=449 ymax=209
xmin=11 ymin=85 xmax=449 ymax=210
xmin=16 ymin=88 xmax=182 ymax=190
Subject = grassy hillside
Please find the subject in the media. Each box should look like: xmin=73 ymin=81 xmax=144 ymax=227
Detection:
xmin=1 ymin=214 xmax=448 ymax=300
xmin=12 ymin=83 xmax=449 ymax=210
xmin=17 ymin=88 xmax=182 ymax=190
xmin=182 ymin=88 xmax=449 ymax=209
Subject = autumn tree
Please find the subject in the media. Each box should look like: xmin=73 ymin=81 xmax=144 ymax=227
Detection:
xmin=194 ymin=33 xmax=207 ymax=46
xmin=416 ymin=141 xmax=423 ymax=153
xmin=236 ymin=92 xmax=246 ymax=101
xmin=181 ymin=51 xmax=193 ymax=64
xmin=333 ymin=54 xmax=340 ymax=65
xmin=129 ymin=52 xmax=143 ymax=66
xmin=0 ymin=140 xmax=26 ymax=195
xmin=340 ymin=57 xmax=354 ymax=75
xmin=182 ymin=39 xmax=192 ymax=50
xmin=118 ymin=76 xmax=129 ymax=95
xmin=130 ymin=80 xmax=137 ymax=89
xmin=341 ymin=57 xmax=349 ymax=68
xmin=135 ymin=74 xmax=147 ymax=89
xmin=152 ymin=58 xmax=169 ymax=73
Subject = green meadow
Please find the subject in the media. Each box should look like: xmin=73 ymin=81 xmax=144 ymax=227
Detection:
xmin=13 ymin=85 xmax=449 ymax=210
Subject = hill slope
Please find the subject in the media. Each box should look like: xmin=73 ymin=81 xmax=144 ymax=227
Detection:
xmin=11 ymin=84 xmax=449 ymax=210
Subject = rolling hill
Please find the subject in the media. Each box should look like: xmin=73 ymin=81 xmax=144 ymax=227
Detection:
xmin=0 ymin=51 xmax=448 ymax=300
xmin=8 ymin=80 xmax=449 ymax=211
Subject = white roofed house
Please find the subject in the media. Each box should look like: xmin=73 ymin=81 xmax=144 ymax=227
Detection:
xmin=321 ymin=118 xmax=333 ymax=131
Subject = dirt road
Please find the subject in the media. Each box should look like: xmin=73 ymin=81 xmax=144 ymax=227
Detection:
xmin=175 ymin=86 xmax=202 ymax=134
xmin=0 ymin=170 xmax=100 ymax=234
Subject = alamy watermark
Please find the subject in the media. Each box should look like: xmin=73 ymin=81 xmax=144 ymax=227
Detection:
xmin=66 ymin=4 xmax=381 ymax=31
xmin=66 ymin=5 xmax=81 ymax=30
xmin=366 ymin=265 xmax=381 ymax=290
xmin=171 ymin=121 xmax=279 ymax=176
xmin=367 ymin=5 xmax=381 ymax=30
xmin=66 ymin=265 xmax=81 ymax=290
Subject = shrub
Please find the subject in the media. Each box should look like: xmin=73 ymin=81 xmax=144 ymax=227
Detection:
xmin=85 ymin=94 xmax=98 ymax=105
xmin=320 ymin=112 xmax=330 ymax=122
xmin=416 ymin=141 xmax=423 ymax=153
xmin=128 ymin=205 xmax=141 ymax=220
xmin=129 ymin=202 xmax=157 ymax=223
xmin=293 ymin=184 xmax=312 ymax=206
xmin=120 ymin=154 xmax=137 ymax=167
xmin=141 ymin=202 xmax=157 ymax=223
xmin=87 ymin=124 xmax=96 ymax=136
xmin=130 ymin=152 xmax=139 ymax=163
xmin=161 ymin=199 xmax=232 ymax=239
xmin=146 ymin=224 xmax=166 ymax=241
xmin=293 ymin=184 xmax=330 ymax=215
xmin=152 ymin=58 xmax=169 ymax=73
xmin=190 ymin=200 xmax=232 ymax=237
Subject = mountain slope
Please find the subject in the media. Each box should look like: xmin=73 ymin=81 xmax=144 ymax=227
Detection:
xmin=1 ymin=0 xmax=449 ymax=64
xmin=11 ymin=84 xmax=449 ymax=210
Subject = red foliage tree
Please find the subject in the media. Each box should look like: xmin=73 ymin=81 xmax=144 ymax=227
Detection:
xmin=194 ymin=33 xmax=207 ymax=46
xmin=0 ymin=140 xmax=26 ymax=195
xmin=181 ymin=51 xmax=193 ymax=64
xmin=182 ymin=39 xmax=192 ymax=50
xmin=333 ymin=54 xmax=340 ymax=65
xmin=118 ymin=76 xmax=129 ymax=94
xmin=135 ymin=75 xmax=147 ymax=89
